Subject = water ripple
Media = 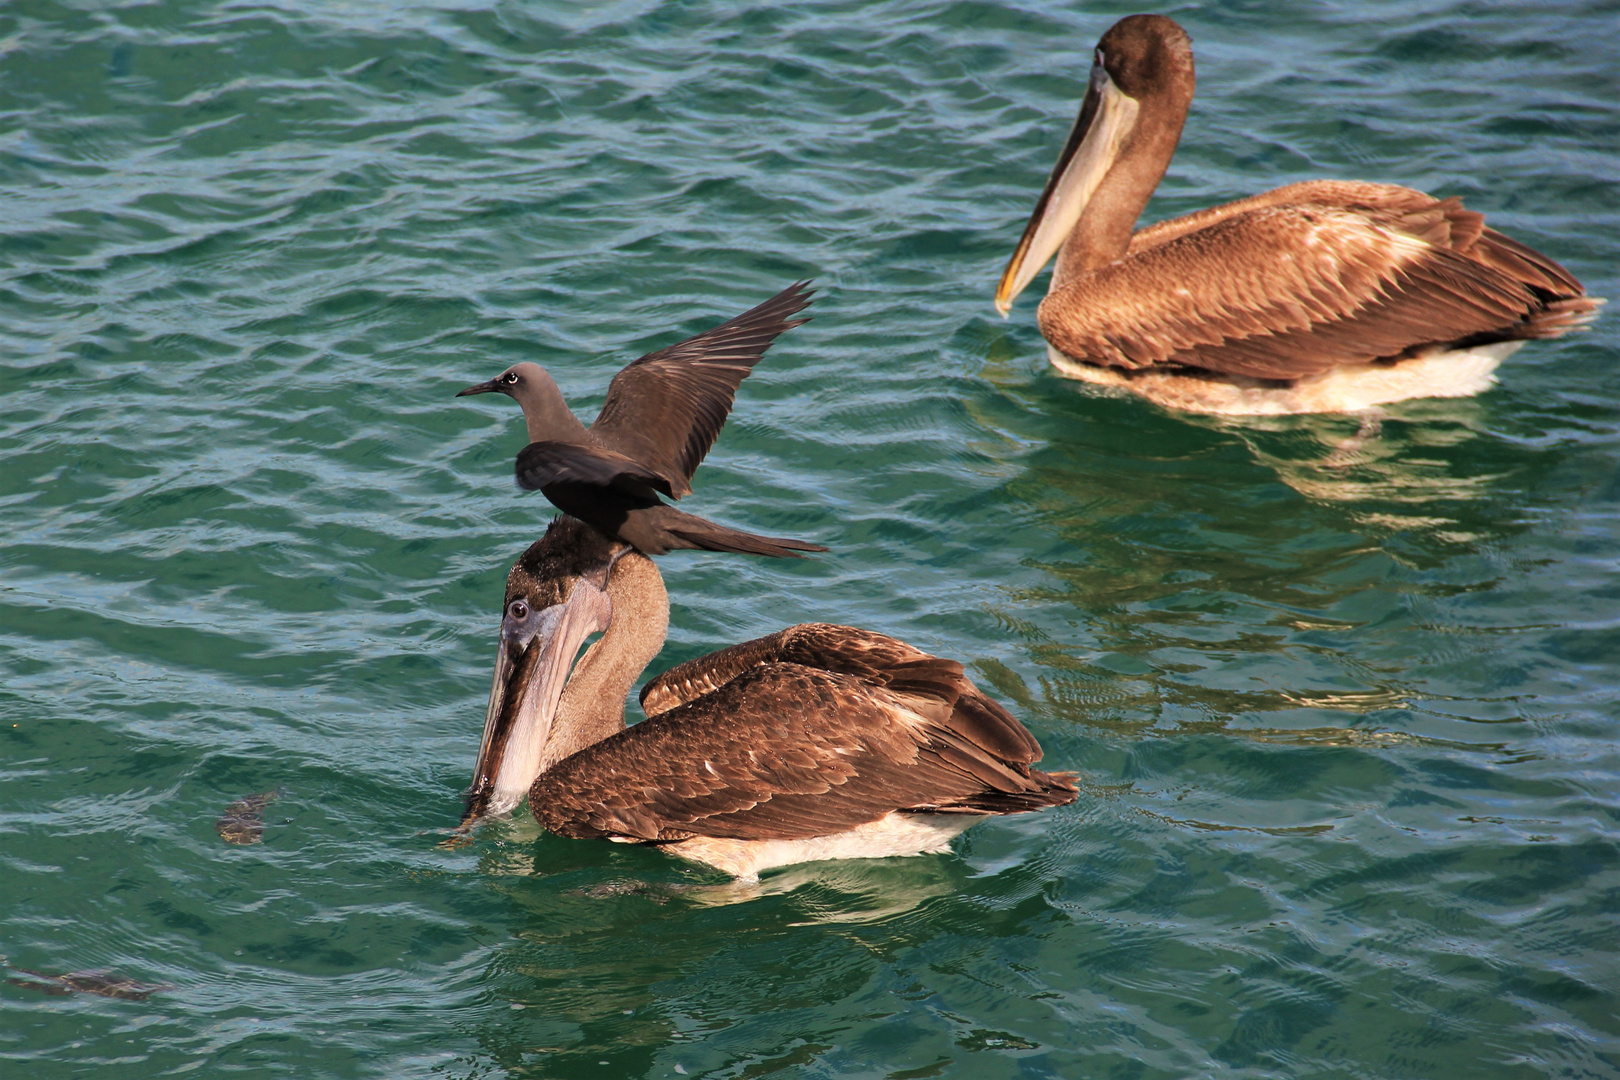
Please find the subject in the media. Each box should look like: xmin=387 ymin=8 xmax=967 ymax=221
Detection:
xmin=1 ymin=0 xmax=1617 ymax=1077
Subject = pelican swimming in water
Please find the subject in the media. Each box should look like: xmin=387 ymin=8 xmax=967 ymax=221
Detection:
xmin=995 ymin=14 xmax=1601 ymax=416
xmin=458 ymin=282 xmax=824 ymax=557
xmin=462 ymin=517 xmax=1077 ymax=879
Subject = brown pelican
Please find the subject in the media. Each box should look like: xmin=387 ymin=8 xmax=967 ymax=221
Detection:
xmin=462 ymin=517 xmax=1077 ymax=879
xmin=458 ymin=282 xmax=824 ymax=557
xmin=996 ymin=14 xmax=1601 ymax=416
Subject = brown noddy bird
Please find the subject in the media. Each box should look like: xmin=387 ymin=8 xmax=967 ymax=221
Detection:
xmin=457 ymin=281 xmax=825 ymax=558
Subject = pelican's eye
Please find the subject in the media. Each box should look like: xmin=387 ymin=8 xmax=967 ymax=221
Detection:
xmin=1089 ymin=50 xmax=1109 ymax=92
xmin=508 ymin=600 xmax=529 ymax=620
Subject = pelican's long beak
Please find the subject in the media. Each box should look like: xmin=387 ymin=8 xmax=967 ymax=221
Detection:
xmin=994 ymin=55 xmax=1141 ymax=316
xmin=466 ymin=606 xmax=533 ymax=810
xmin=461 ymin=580 xmax=614 ymax=825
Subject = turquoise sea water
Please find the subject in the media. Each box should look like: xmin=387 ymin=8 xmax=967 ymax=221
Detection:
xmin=2 ymin=1 xmax=1617 ymax=1076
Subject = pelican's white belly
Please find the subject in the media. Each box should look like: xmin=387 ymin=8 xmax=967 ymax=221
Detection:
xmin=1047 ymin=341 xmax=1520 ymax=416
xmin=657 ymin=812 xmax=983 ymax=880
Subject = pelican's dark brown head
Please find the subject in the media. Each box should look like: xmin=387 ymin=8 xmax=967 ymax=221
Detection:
xmin=504 ymin=516 xmax=625 ymax=614
xmin=1094 ymin=15 xmax=1194 ymax=103
xmin=463 ymin=517 xmax=629 ymax=823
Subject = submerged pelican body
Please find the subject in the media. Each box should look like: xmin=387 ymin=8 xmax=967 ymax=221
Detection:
xmin=996 ymin=14 xmax=1601 ymax=416
xmin=463 ymin=518 xmax=1076 ymax=880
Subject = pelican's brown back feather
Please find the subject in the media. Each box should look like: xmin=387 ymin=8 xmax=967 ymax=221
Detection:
xmin=535 ymin=624 xmax=1074 ymax=844
xmin=642 ymin=622 xmax=1042 ymax=765
xmin=1046 ymin=181 xmax=1598 ymax=383
xmin=642 ymin=623 xmax=956 ymax=713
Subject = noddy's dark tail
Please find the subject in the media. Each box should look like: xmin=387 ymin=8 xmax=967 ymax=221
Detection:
xmin=625 ymin=505 xmax=826 ymax=559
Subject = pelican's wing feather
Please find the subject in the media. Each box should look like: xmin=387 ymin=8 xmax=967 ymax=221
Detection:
xmin=1046 ymin=183 xmax=1597 ymax=381
xmin=536 ymin=660 xmax=1070 ymax=843
xmin=641 ymin=622 xmax=1040 ymax=764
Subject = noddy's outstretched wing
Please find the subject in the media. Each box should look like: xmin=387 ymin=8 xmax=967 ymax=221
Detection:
xmin=590 ymin=281 xmax=814 ymax=498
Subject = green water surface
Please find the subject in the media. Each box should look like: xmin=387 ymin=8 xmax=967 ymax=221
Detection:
xmin=2 ymin=1 xmax=1617 ymax=1077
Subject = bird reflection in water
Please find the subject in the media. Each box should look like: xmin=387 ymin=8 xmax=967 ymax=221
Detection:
xmin=1197 ymin=399 xmax=1528 ymax=541
xmin=968 ymin=373 xmax=1546 ymax=750
xmin=465 ymin=807 xmax=978 ymax=921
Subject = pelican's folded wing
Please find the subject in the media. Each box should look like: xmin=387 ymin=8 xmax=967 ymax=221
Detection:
xmin=641 ymin=623 xmax=1042 ymax=765
xmin=639 ymin=623 xmax=954 ymax=709
xmin=534 ymin=663 xmax=1074 ymax=844
xmin=1046 ymin=182 xmax=1598 ymax=382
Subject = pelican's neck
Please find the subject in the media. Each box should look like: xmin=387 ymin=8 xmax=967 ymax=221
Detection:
xmin=539 ymin=554 xmax=670 ymax=772
xmin=1052 ymin=84 xmax=1190 ymax=287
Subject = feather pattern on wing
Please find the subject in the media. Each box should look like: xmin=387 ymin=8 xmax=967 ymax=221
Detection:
xmin=641 ymin=623 xmax=1041 ymax=764
xmin=590 ymin=281 xmax=814 ymax=497
xmin=535 ymin=663 xmax=1074 ymax=843
xmin=1042 ymin=182 xmax=1598 ymax=382
xmin=533 ymin=624 xmax=1072 ymax=844
xmin=514 ymin=440 xmax=671 ymax=498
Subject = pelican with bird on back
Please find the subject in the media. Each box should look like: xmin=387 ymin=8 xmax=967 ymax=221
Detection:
xmin=455 ymin=284 xmax=1077 ymax=879
xmin=459 ymin=516 xmax=1077 ymax=880
xmin=995 ymin=14 xmax=1600 ymax=416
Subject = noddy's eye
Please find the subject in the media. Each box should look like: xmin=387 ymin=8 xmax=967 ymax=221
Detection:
xmin=509 ymin=600 xmax=529 ymax=620
xmin=502 ymin=371 xmax=519 ymax=384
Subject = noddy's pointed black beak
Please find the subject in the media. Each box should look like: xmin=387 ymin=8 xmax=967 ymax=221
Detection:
xmin=456 ymin=379 xmax=500 ymax=398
